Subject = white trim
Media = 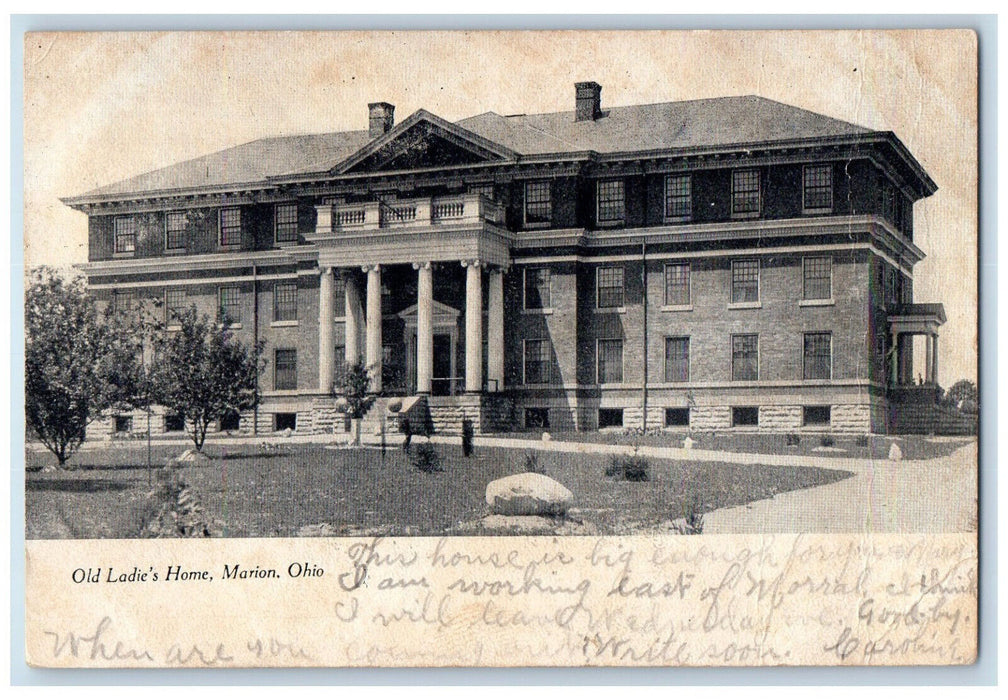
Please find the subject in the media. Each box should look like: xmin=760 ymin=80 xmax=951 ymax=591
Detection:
xmin=513 ymin=241 xmax=912 ymax=277
xmin=727 ymin=302 xmax=762 ymax=310
xmin=270 ymin=320 xmax=299 ymax=328
xmin=799 ymin=299 xmax=835 ymax=307
xmin=88 ymin=272 xmax=301 ymax=290
xmin=660 ymin=304 xmax=693 ymax=313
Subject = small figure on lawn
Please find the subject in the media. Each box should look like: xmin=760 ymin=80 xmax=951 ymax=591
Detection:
xmin=400 ymin=417 xmax=412 ymax=454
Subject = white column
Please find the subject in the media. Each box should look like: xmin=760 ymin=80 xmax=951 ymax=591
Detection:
xmin=463 ymin=259 xmax=483 ymax=393
xmin=487 ymin=266 xmax=505 ymax=392
xmin=925 ymin=333 xmax=934 ymax=384
xmin=364 ymin=264 xmax=382 ymax=393
xmin=318 ymin=267 xmax=335 ymax=392
xmin=890 ymin=332 xmax=899 ymax=386
xmin=344 ymin=272 xmax=363 ymax=366
xmin=932 ymin=334 xmax=939 ymax=386
xmin=414 ymin=262 xmax=433 ymax=395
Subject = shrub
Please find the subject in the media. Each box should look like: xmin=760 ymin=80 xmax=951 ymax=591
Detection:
xmin=854 ymin=434 xmax=869 ymax=448
xmin=411 ymin=442 xmax=442 ymax=473
xmin=785 ymin=433 xmax=800 ymax=447
xmin=606 ymin=454 xmax=650 ymax=482
xmin=461 ymin=418 xmax=474 ymax=458
xmin=671 ymin=492 xmax=704 ymax=535
xmin=137 ymin=463 xmax=219 ymax=538
xmin=400 ymin=417 xmax=413 ymax=453
xmin=820 ymin=434 xmax=836 ymax=447
xmin=524 ymin=451 xmax=545 ymax=474
xmin=387 ymin=399 xmax=403 ymax=413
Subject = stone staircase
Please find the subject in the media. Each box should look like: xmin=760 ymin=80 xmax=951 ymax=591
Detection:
xmin=359 ymin=395 xmax=431 ymax=443
xmin=890 ymin=401 xmax=977 ymax=435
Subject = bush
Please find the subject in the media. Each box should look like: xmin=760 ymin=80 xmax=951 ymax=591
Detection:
xmin=524 ymin=451 xmax=545 ymax=474
xmin=671 ymin=492 xmax=704 ymax=535
xmin=461 ymin=418 xmax=474 ymax=458
xmin=606 ymin=454 xmax=650 ymax=482
xmin=387 ymin=399 xmax=403 ymax=413
xmin=960 ymin=398 xmax=978 ymax=415
xmin=137 ymin=463 xmax=219 ymax=538
xmin=820 ymin=434 xmax=836 ymax=447
xmin=411 ymin=442 xmax=442 ymax=473
xmin=785 ymin=433 xmax=800 ymax=447
xmin=400 ymin=418 xmax=413 ymax=453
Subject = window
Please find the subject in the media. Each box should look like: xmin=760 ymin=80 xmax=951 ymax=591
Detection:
xmin=523 ymin=339 xmax=552 ymax=384
xmin=164 ymin=413 xmax=185 ymax=432
xmin=803 ymin=405 xmax=831 ymax=426
xmin=114 ymin=415 xmax=133 ymax=433
xmin=731 ymin=260 xmax=760 ymax=304
xmin=803 ymin=332 xmax=832 ymax=380
xmin=664 ymin=337 xmax=690 ymax=383
xmin=165 ymin=212 xmax=186 ymax=250
xmin=596 ymin=179 xmax=625 ymax=223
xmin=219 ymin=207 xmax=241 ymax=246
xmin=731 ymin=169 xmax=760 ymax=216
xmin=165 ymin=288 xmax=187 ymax=325
xmin=219 ymin=410 xmax=240 ymax=432
xmin=524 ymin=268 xmax=551 ymax=309
xmin=274 ymin=282 xmax=298 ymax=322
xmin=275 ymin=203 xmax=299 ymax=244
xmin=114 ymin=216 xmax=137 ymax=254
xmin=664 ymin=174 xmax=692 ymax=220
xmin=596 ymin=266 xmax=624 ymax=309
xmin=525 ymin=408 xmax=550 ymax=430
xmin=524 ymin=181 xmax=551 ymax=224
xmin=664 ymin=263 xmax=690 ymax=306
xmin=274 ymin=349 xmax=297 ymax=390
xmin=274 ymin=413 xmax=297 ymax=432
xmin=803 ymin=165 xmax=833 ymax=211
xmin=598 ymin=408 xmax=624 ymax=429
xmin=732 ymin=334 xmax=759 ymax=381
xmin=469 ymin=183 xmax=495 ymax=200
xmin=597 ymin=338 xmax=624 ymax=383
xmin=112 ymin=290 xmax=136 ymax=315
xmin=665 ymin=407 xmax=690 ymax=428
xmin=219 ymin=286 xmax=241 ymax=324
xmin=732 ymin=406 xmax=759 ymax=427
xmin=803 ymin=256 xmax=832 ymax=300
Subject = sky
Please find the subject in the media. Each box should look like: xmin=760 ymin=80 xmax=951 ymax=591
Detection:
xmin=21 ymin=30 xmax=978 ymax=384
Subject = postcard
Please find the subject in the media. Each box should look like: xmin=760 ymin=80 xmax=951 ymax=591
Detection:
xmin=22 ymin=29 xmax=978 ymax=667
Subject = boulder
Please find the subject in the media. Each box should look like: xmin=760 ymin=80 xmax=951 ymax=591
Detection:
xmin=486 ymin=472 xmax=573 ymax=516
xmin=479 ymin=514 xmax=559 ymax=535
xmin=176 ymin=448 xmax=211 ymax=465
xmin=682 ymin=436 xmax=694 ymax=450
xmin=542 ymin=432 xmax=552 ymax=442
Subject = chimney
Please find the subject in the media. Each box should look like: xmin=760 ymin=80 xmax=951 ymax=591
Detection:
xmin=575 ymin=81 xmax=602 ymax=122
xmin=368 ymin=102 xmax=395 ymax=138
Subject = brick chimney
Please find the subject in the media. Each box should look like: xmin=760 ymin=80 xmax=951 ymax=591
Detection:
xmin=368 ymin=102 xmax=395 ymax=138
xmin=575 ymin=81 xmax=602 ymax=122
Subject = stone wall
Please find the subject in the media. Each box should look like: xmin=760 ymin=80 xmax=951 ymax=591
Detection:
xmin=689 ymin=405 xmax=733 ymax=431
xmin=758 ymin=405 xmax=803 ymax=430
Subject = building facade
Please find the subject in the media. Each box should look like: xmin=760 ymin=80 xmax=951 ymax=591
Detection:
xmin=66 ymin=83 xmax=945 ymax=437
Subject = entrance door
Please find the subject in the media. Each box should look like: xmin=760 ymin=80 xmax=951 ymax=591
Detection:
xmin=432 ymin=333 xmax=452 ymax=396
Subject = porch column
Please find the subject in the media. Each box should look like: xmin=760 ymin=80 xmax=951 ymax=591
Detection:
xmin=318 ymin=266 xmax=335 ymax=392
xmin=932 ymin=334 xmax=939 ymax=386
xmin=344 ymin=272 xmax=364 ymax=366
xmin=487 ymin=266 xmax=505 ymax=392
xmin=463 ymin=259 xmax=483 ymax=393
xmin=925 ymin=333 xmax=934 ymax=384
xmin=890 ymin=331 xmax=899 ymax=386
xmin=414 ymin=262 xmax=433 ymax=395
xmin=364 ymin=264 xmax=382 ymax=393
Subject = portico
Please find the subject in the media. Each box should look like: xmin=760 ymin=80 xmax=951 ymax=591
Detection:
xmin=887 ymin=303 xmax=946 ymax=387
xmin=312 ymin=193 xmax=510 ymax=398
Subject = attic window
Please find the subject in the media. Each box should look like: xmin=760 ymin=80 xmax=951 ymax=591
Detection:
xmin=219 ymin=207 xmax=241 ymax=247
xmin=114 ymin=216 xmax=137 ymax=254
xmin=596 ymin=179 xmax=625 ymax=224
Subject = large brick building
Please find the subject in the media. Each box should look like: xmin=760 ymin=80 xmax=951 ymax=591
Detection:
xmin=66 ymin=82 xmax=946 ymax=436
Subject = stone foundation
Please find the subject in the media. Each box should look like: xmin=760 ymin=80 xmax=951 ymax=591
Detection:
xmin=758 ymin=405 xmax=803 ymax=430
xmin=830 ymin=404 xmax=872 ymax=433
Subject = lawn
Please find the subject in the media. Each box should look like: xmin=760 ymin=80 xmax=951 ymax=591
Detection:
xmin=25 ymin=442 xmax=852 ymax=539
xmin=491 ymin=430 xmax=974 ymax=461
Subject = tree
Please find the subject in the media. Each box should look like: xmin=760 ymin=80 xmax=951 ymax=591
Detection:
xmin=151 ymin=306 xmax=264 ymax=452
xmin=25 ymin=267 xmax=140 ymax=466
xmin=945 ymin=379 xmax=978 ymax=408
xmin=333 ymin=359 xmax=373 ymax=419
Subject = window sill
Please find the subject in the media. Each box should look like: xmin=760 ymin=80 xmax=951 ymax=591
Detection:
xmin=522 ymin=382 xmax=555 ymax=388
xmin=112 ymin=251 xmax=136 ymax=259
xmin=271 ymin=320 xmax=299 ymax=328
xmin=268 ymin=389 xmax=300 ymax=396
xmin=163 ymin=247 xmax=187 ymax=255
xmin=660 ymin=304 xmax=693 ymax=313
xmin=730 ymin=211 xmax=760 ymax=220
xmin=799 ymin=298 xmax=835 ymax=307
xmin=597 ymin=382 xmax=628 ymax=388
xmin=663 ymin=216 xmax=692 ymax=224
xmin=275 ymin=240 xmax=301 ymax=248
xmin=166 ymin=324 xmax=181 ymax=332
xmin=802 ymin=207 xmax=834 ymax=216
xmin=218 ymin=243 xmax=242 ymax=251
xmin=727 ymin=301 xmax=762 ymax=310
xmin=596 ymin=220 xmax=626 ymax=229
xmin=595 ymin=306 xmax=627 ymax=314
xmin=522 ymin=221 xmax=552 ymax=230
xmin=224 ymin=323 xmax=243 ymax=330
xmin=522 ymin=307 xmax=554 ymax=315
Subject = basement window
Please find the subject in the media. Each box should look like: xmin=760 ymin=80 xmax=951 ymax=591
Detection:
xmin=598 ymin=408 xmax=624 ymax=429
xmin=164 ymin=413 xmax=185 ymax=432
xmin=274 ymin=413 xmax=297 ymax=432
xmin=219 ymin=411 xmax=240 ymax=432
xmin=665 ymin=408 xmax=690 ymax=428
xmin=114 ymin=415 xmax=133 ymax=434
xmin=731 ymin=406 xmax=759 ymax=427
xmin=525 ymin=408 xmax=550 ymax=430
xmin=803 ymin=405 xmax=832 ymax=426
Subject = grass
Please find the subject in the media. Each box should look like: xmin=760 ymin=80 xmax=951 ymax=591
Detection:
xmin=496 ymin=430 xmax=973 ymax=461
xmin=25 ymin=442 xmax=852 ymax=539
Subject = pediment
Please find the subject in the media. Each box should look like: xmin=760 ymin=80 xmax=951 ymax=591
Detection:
xmin=398 ymin=300 xmax=460 ymax=321
xmin=334 ymin=110 xmax=516 ymax=174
